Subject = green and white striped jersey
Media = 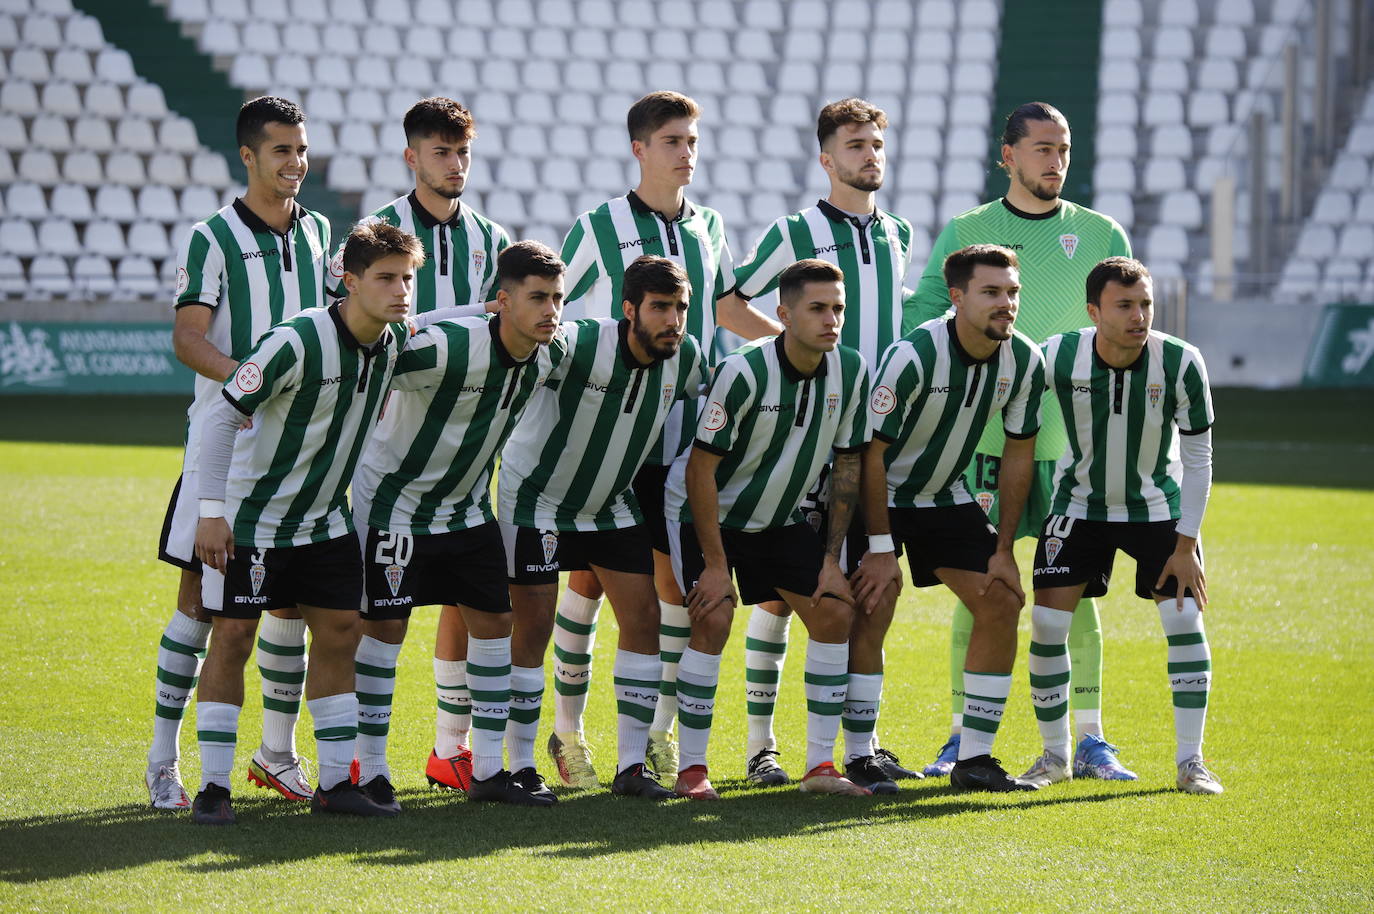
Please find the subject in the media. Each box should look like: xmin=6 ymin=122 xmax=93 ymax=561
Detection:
xmin=328 ymin=192 xmax=509 ymax=312
xmin=354 ymin=314 xmax=568 ymax=535
xmin=220 ymin=303 xmax=410 ymax=548
xmin=870 ymin=317 xmax=1045 ymax=508
xmin=561 ymin=191 xmax=734 ymax=465
xmin=731 ymin=199 xmax=914 ymax=370
xmin=905 ymin=197 xmax=1132 ymax=461
xmin=666 ymin=335 xmax=870 ymax=533
xmin=1042 ymin=328 xmax=1213 ymax=523
xmin=174 ymin=199 xmax=331 ymax=466
xmin=499 ymin=318 xmax=708 ymax=531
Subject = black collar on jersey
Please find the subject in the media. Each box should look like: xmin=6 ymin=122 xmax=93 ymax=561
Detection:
xmin=329 ymin=300 xmax=393 ymax=356
xmin=627 ymin=190 xmax=695 ymax=223
xmin=1091 ymin=331 xmax=1148 ymax=372
xmin=233 ymin=197 xmax=304 ymax=235
xmin=617 ymin=318 xmax=665 ymax=369
xmin=946 ymin=316 xmax=1001 ymax=366
xmin=817 ymin=198 xmax=880 ymax=227
xmin=775 ymin=332 xmax=828 ymax=382
xmin=487 ymin=314 xmax=537 ymax=369
xmin=408 ymin=190 xmax=463 ymax=229
xmin=1000 ymin=197 xmax=1061 ymax=221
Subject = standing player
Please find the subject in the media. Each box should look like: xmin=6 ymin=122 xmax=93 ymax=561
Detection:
xmin=348 ymin=241 xmax=567 ymax=809
xmin=715 ymin=98 xmax=917 ymax=785
xmin=148 ymin=96 xmax=328 ymax=809
xmin=853 ymin=245 xmax=1043 ymax=792
xmin=498 ymin=255 xmax=708 ymax=799
xmin=1019 ymin=257 xmax=1222 ymax=795
xmin=547 ymin=91 xmax=776 ymax=786
xmin=336 ymin=96 xmax=513 ymax=793
xmin=665 ymin=260 xmax=871 ymax=799
xmin=190 ymin=222 xmax=426 ymax=824
xmin=905 ymin=102 xmax=1136 ymax=780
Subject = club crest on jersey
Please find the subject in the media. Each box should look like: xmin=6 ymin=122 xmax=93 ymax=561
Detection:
xmin=1059 ymin=234 xmax=1079 ymax=259
xmin=703 ymin=400 xmax=727 ymax=432
xmin=976 ymin=492 xmax=995 ymax=515
xmin=806 ymin=509 xmax=823 ymax=532
xmin=996 ymin=376 xmax=1011 ymax=399
xmin=175 ymin=266 xmax=189 ymax=296
xmin=1044 ymin=536 xmax=1064 ymax=567
xmin=1147 ymin=383 xmax=1163 ymax=408
xmin=661 ymin=383 xmax=675 ymax=408
xmin=826 ymin=392 xmax=840 ymax=418
xmin=540 ymin=530 xmax=559 ymax=565
xmin=234 ymin=361 xmax=263 ymax=394
xmin=385 ymin=563 xmax=404 ymax=597
xmin=473 ymin=250 xmax=485 ymax=274
xmin=871 ymin=385 xmax=896 ymax=415
xmin=249 ymin=550 xmax=267 ymax=596
xmin=329 ymin=249 xmax=345 ymax=279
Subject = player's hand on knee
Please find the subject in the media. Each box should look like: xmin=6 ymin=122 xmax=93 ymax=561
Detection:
xmin=812 ymin=556 xmax=854 ymax=608
xmin=980 ymin=548 xmax=1025 ymax=607
xmin=195 ymin=518 xmax=234 ymax=571
xmin=687 ymin=566 xmax=736 ymax=622
xmin=851 ymin=550 xmax=901 ymax=615
xmin=1157 ymin=549 xmax=1207 ymax=610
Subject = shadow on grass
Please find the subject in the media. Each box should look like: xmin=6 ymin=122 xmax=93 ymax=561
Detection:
xmin=0 ymin=781 xmax=1174 ymax=882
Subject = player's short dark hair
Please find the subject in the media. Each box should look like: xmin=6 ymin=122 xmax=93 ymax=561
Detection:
xmin=341 ymin=221 xmax=425 ymax=277
xmin=943 ymin=244 xmax=1021 ymax=292
xmin=779 ymin=259 xmax=844 ymax=307
xmin=236 ymin=96 xmax=305 ymax=151
xmin=1001 ymin=101 xmax=1069 ymax=149
xmin=497 ymin=240 xmax=564 ymax=292
xmin=403 ymin=96 xmax=475 ymax=145
xmin=622 ymin=255 xmax=689 ymax=311
xmin=626 ymin=91 xmax=701 ymax=143
xmin=816 ymin=97 xmax=888 ymax=148
xmin=1086 ymin=257 xmax=1152 ymax=306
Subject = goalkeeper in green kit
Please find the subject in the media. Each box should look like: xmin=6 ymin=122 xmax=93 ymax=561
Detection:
xmin=903 ymin=102 xmax=1135 ymax=781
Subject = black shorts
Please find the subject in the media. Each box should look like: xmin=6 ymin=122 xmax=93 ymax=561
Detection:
xmin=670 ymin=521 xmax=824 ymax=606
xmin=503 ymin=523 xmax=654 ymax=585
xmin=1032 ymin=515 xmax=1201 ymax=600
xmin=632 ymin=463 xmax=671 ymax=554
xmin=891 ymin=502 xmax=998 ymax=587
xmin=363 ymin=522 xmax=510 ymax=619
xmin=210 ymin=532 xmax=362 ymax=617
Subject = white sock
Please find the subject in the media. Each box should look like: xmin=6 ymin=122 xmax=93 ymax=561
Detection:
xmin=842 ymin=671 xmax=882 ymax=763
xmin=309 ymin=692 xmax=358 ymax=791
xmin=958 ymin=671 xmax=1012 ymax=760
xmin=196 ymin=701 xmax=241 ymax=791
xmin=257 ymin=615 xmax=306 ymax=758
xmin=651 ymin=600 xmax=690 ymax=733
xmin=1029 ymin=605 xmax=1073 ymax=760
xmin=354 ymin=635 xmax=402 ymax=783
xmin=1075 ymin=708 xmax=1103 ymax=741
xmin=552 ymin=589 xmax=601 ymax=734
xmin=466 ymin=636 xmax=512 ymax=782
xmin=507 ymin=665 xmax=544 ymax=772
xmin=433 ymin=657 xmax=469 ymax=757
xmin=1159 ymin=598 xmax=1212 ymax=764
xmin=614 ymin=649 xmax=660 ymax=773
xmin=150 ymin=612 xmax=210 ymax=765
xmin=676 ymin=647 xmax=721 ymax=772
xmin=803 ymin=639 xmax=849 ymax=772
xmin=744 ymin=606 xmax=790 ymax=756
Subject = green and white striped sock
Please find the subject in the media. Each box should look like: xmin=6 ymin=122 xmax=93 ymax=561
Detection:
xmin=552 ymin=590 xmax=601 ymax=734
xmin=614 ymin=649 xmax=659 ymax=772
xmin=651 ymin=600 xmax=690 ymax=733
xmin=1029 ymin=605 xmax=1073 ymax=760
xmin=804 ymin=639 xmax=849 ymax=772
xmin=197 ymin=701 xmax=240 ymax=792
xmin=354 ymin=635 xmax=401 ymax=783
xmin=744 ymin=606 xmax=790 ymax=756
xmin=959 ymin=671 xmax=1012 ymax=760
xmin=842 ymin=672 xmax=882 ymax=763
xmin=676 ymin=647 xmax=721 ymax=771
xmin=506 ymin=665 xmax=544 ymax=772
xmin=257 ymin=615 xmax=306 ymax=757
xmin=1160 ymin=597 xmax=1212 ymax=764
xmin=149 ymin=612 xmax=209 ymax=765
xmin=433 ymin=657 xmax=469 ymax=757
xmin=309 ymin=692 xmax=357 ymax=791
xmin=466 ymin=636 xmax=512 ymax=782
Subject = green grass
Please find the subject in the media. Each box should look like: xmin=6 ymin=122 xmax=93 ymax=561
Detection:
xmin=0 ymin=392 xmax=1371 ymax=911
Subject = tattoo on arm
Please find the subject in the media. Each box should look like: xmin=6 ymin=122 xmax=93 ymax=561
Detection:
xmin=825 ymin=452 xmax=862 ymax=559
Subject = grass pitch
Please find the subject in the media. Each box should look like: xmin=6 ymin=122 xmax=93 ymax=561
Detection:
xmin=0 ymin=390 xmax=1371 ymax=912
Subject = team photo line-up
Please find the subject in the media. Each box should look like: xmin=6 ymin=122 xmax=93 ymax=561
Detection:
xmin=144 ymin=87 xmax=1221 ymax=826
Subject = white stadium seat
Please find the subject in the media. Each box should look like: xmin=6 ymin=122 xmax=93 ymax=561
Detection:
xmin=0 ymin=78 xmax=40 ymax=114
xmin=30 ymin=114 xmax=72 ymax=150
xmin=84 ymin=81 xmax=124 ymax=117
xmin=72 ymin=115 xmax=114 ymax=152
xmin=30 ymin=254 xmax=74 ymax=297
xmin=40 ymin=80 xmax=82 ymax=116
xmin=6 ymin=180 xmax=47 ymax=218
xmin=190 ymin=152 xmax=232 ymax=188
xmin=1152 ymin=26 xmax=1194 ymax=58
xmin=17 ymin=150 xmax=59 ymax=185
xmin=62 ymin=150 xmax=103 ymax=186
xmin=1188 ymin=91 xmax=1231 ymax=128
xmin=1336 ymin=224 xmax=1374 ymax=261
xmin=1094 ymin=191 xmax=1134 ymax=229
xmin=51 ymin=183 xmax=93 ymax=221
xmin=1143 ymin=158 xmax=1186 ymax=193
xmin=95 ymin=184 xmax=136 ymax=220
xmin=1160 ymin=190 xmax=1204 ymax=230
xmin=1142 ymin=93 xmax=1184 ymax=127
xmin=83 ymin=219 xmax=125 ymax=257
xmin=1099 ymin=60 xmax=1139 ymax=93
xmin=1159 ymin=0 xmax=1199 ymax=26
xmin=95 ymin=48 xmax=137 ymax=84
xmin=51 ymin=48 xmax=93 ymax=83
xmin=1146 ymin=224 xmax=1189 ymax=262
xmin=1150 ymin=124 xmax=1194 ymax=160
xmin=1094 ymin=159 xmax=1135 ymax=193
xmin=1147 ymin=59 xmax=1188 ymax=92
xmin=38 ymin=217 xmax=81 ymax=256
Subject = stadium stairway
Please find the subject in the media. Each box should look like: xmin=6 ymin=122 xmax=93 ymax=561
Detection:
xmin=74 ymin=0 xmax=354 ymax=235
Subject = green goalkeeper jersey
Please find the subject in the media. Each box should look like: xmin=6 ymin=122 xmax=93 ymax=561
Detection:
xmin=903 ymin=198 xmax=1131 ymax=462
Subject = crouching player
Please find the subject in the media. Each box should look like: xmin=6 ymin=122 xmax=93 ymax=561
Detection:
xmin=190 ymin=222 xmax=426 ymax=824
xmin=852 ymin=244 xmax=1044 ymax=791
xmin=1020 ymin=257 xmax=1222 ymax=795
xmin=666 ymin=259 xmax=872 ymax=799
